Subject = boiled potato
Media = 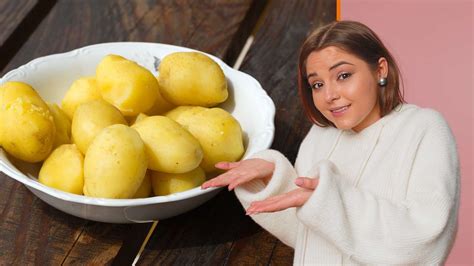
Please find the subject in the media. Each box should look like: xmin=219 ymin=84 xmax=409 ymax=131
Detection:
xmin=48 ymin=103 xmax=72 ymax=148
xmin=134 ymin=113 xmax=149 ymax=124
xmin=158 ymin=52 xmax=228 ymax=106
xmin=38 ymin=144 xmax=84 ymax=195
xmin=144 ymin=77 xmax=175 ymax=115
xmin=133 ymin=171 xmax=152 ymax=198
xmin=72 ymin=99 xmax=127 ymax=154
xmin=166 ymin=106 xmax=244 ymax=173
xmin=127 ymin=112 xmax=148 ymax=126
xmin=151 ymin=167 xmax=206 ymax=196
xmin=0 ymin=81 xmax=49 ymax=110
xmin=132 ymin=116 xmax=203 ymax=173
xmin=61 ymin=77 xmax=101 ymax=120
xmin=83 ymin=124 xmax=147 ymax=199
xmin=96 ymin=54 xmax=158 ymax=116
xmin=0 ymin=81 xmax=55 ymax=162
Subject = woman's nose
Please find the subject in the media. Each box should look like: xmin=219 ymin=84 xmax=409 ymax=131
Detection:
xmin=324 ymin=85 xmax=340 ymax=102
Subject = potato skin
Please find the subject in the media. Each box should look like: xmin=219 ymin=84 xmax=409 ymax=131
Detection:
xmin=61 ymin=77 xmax=101 ymax=120
xmin=158 ymin=52 xmax=228 ymax=107
xmin=166 ymin=106 xmax=244 ymax=173
xmin=132 ymin=116 xmax=203 ymax=173
xmin=96 ymin=54 xmax=158 ymax=116
xmin=151 ymin=167 xmax=206 ymax=196
xmin=71 ymin=99 xmax=127 ymax=155
xmin=83 ymin=124 xmax=147 ymax=199
xmin=39 ymin=144 xmax=84 ymax=195
xmin=0 ymin=81 xmax=55 ymax=162
xmin=48 ymin=103 xmax=72 ymax=148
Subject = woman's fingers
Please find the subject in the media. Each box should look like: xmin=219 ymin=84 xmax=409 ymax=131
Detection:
xmin=201 ymin=171 xmax=239 ymax=189
xmin=294 ymin=177 xmax=319 ymax=190
xmin=227 ymin=171 xmax=259 ymax=191
xmin=215 ymin=161 xmax=241 ymax=170
xmin=203 ymin=159 xmax=274 ymax=190
xmin=246 ymin=188 xmax=312 ymax=214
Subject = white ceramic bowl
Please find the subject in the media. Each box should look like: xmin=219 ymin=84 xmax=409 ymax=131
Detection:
xmin=0 ymin=42 xmax=275 ymax=223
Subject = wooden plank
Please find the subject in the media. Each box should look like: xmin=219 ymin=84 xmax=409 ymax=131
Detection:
xmin=0 ymin=0 xmax=56 ymax=71
xmin=0 ymin=0 xmax=37 ymax=47
xmin=138 ymin=0 xmax=335 ymax=265
xmin=0 ymin=178 xmax=88 ymax=264
xmin=0 ymin=0 xmax=38 ymax=47
xmin=0 ymin=0 xmax=262 ymax=264
xmin=1 ymin=0 xmax=264 ymax=75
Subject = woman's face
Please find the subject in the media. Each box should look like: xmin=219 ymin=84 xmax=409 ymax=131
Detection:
xmin=305 ymin=46 xmax=387 ymax=132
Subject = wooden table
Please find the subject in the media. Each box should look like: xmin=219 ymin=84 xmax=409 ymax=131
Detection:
xmin=0 ymin=0 xmax=335 ymax=264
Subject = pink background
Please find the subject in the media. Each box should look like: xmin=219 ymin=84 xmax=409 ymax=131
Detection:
xmin=342 ymin=0 xmax=473 ymax=264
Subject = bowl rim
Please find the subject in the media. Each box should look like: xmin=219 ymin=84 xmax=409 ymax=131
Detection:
xmin=0 ymin=41 xmax=275 ymax=207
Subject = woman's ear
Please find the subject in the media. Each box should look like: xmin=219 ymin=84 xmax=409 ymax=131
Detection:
xmin=377 ymin=57 xmax=389 ymax=78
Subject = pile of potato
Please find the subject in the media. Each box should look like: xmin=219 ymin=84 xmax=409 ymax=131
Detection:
xmin=0 ymin=52 xmax=245 ymax=199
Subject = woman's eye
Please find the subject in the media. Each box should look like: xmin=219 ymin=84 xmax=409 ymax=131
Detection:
xmin=311 ymin=82 xmax=323 ymax=90
xmin=338 ymin=73 xmax=352 ymax=80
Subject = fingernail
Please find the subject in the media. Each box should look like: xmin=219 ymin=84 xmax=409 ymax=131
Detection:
xmin=295 ymin=178 xmax=303 ymax=185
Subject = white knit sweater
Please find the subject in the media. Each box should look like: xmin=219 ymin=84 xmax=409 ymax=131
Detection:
xmin=235 ymin=104 xmax=460 ymax=265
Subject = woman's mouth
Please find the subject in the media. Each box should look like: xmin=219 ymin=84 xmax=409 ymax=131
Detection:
xmin=330 ymin=104 xmax=350 ymax=117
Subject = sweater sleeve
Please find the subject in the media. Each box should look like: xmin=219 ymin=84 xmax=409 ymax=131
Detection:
xmin=296 ymin=111 xmax=460 ymax=264
xmin=234 ymin=149 xmax=299 ymax=248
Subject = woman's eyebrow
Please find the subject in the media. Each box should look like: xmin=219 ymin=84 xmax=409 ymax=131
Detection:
xmin=329 ymin=61 xmax=354 ymax=71
xmin=307 ymin=61 xmax=354 ymax=79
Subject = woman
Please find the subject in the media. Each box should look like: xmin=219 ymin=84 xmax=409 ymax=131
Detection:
xmin=201 ymin=20 xmax=459 ymax=264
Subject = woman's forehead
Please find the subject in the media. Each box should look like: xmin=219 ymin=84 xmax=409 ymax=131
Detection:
xmin=306 ymin=46 xmax=364 ymax=73
xmin=309 ymin=47 xmax=356 ymax=63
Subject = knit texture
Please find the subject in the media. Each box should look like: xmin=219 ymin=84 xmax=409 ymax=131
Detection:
xmin=234 ymin=104 xmax=460 ymax=265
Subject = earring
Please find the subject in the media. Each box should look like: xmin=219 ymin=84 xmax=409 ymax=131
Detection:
xmin=378 ymin=77 xmax=387 ymax=87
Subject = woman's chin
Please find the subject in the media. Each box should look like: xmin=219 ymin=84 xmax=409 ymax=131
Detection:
xmin=333 ymin=121 xmax=355 ymax=131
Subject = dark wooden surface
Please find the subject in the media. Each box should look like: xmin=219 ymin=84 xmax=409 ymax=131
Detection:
xmin=0 ymin=0 xmax=264 ymax=264
xmin=0 ymin=0 xmax=37 ymax=47
xmin=138 ymin=0 xmax=335 ymax=265
xmin=0 ymin=0 xmax=335 ymax=264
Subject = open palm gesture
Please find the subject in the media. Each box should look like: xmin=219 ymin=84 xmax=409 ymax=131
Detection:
xmin=202 ymin=159 xmax=319 ymax=214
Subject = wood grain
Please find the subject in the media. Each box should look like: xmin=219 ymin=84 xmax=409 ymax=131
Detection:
xmin=0 ymin=0 xmax=56 ymax=71
xmin=1 ymin=0 xmax=262 ymax=75
xmin=0 ymin=0 xmax=37 ymax=47
xmin=138 ymin=0 xmax=335 ymax=265
xmin=0 ymin=0 xmax=262 ymax=264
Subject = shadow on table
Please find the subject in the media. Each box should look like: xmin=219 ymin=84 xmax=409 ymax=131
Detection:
xmin=145 ymin=189 xmax=261 ymax=250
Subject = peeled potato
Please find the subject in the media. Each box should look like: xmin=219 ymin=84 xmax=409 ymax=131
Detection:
xmin=151 ymin=167 xmax=206 ymax=196
xmin=0 ymin=81 xmax=55 ymax=162
xmin=144 ymin=76 xmax=175 ymax=115
xmin=61 ymin=77 xmax=101 ymax=120
xmin=83 ymin=124 xmax=147 ymax=199
xmin=39 ymin=144 xmax=84 ymax=195
xmin=96 ymin=54 xmax=158 ymax=116
xmin=72 ymin=100 xmax=127 ymax=154
xmin=158 ymin=52 xmax=228 ymax=106
xmin=132 ymin=116 xmax=203 ymax=173
xmin=127 ymin=112 xmax=149 ymax=126
xmin=48 ymin=103 xmax=72 ymax=148
xmin=133 ymin=171 xmax=152 ymax=198
xmin=166 ymin=106 xmax=244 ymax=173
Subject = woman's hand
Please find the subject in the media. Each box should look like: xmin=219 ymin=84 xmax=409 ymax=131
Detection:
xmin=245 ymin=177 xmax=319 ymax=215
xmin=201 ymin=159 xmax=275 ymax=191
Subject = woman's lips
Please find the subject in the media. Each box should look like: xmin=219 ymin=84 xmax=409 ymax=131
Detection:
xmin=330 ymin=104 xmax=350 ymax=117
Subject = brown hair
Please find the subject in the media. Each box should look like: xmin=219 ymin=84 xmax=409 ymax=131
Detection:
xmin=298 ymin=20 xmax=405 ymax=127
